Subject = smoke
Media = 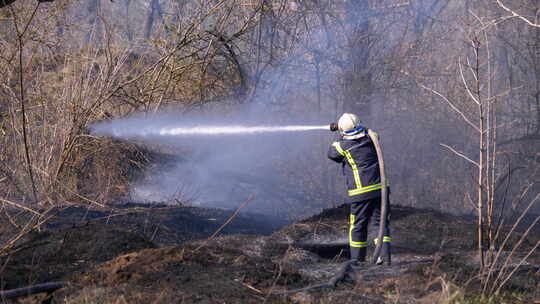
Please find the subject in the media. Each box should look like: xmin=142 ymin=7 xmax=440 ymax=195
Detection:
xmin=26 ymin=0 xmax=538 ymax=221
xmin=90 ymin=106 xmax=337 ymax=218
xmin=86 ymin=1 xmax=498 ymax=219
xmin=83 ymin=1 xmax=405 ymax=220
xmin=86 ymin=4 xmax=354 ymax=219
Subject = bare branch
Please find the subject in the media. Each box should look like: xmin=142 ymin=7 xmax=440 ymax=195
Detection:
xmin=496 ymin=0 xmax=540 ymax=28
xmin=440 ymin=143 xmax=480 ymax=168
xmin=0 ymin=198 xmax=41 ymax=215
xmin=194 ymin=194 xmax=255 ymax=252
xmin=459 ymin=58 xmax=480 ymax=105
xmin=495 ymin=227 xmax=539 ymax=294
xmin=417 ymin=83 xmax=481 ymax=132
xmin=488 ymin=192 xmax=540 ymax=292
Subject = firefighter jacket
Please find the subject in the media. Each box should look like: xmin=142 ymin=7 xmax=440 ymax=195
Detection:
xmin=328 ymin=130 xmax=383 ymax=202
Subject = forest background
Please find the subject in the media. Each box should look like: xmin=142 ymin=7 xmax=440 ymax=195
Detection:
xmin=0 ymin=0 xmax=539 ymax=256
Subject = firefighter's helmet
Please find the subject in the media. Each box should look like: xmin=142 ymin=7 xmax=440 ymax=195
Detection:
xmin=338 ymin=113 xmax=361 ymax=136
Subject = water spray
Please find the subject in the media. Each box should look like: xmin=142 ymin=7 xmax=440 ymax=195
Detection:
xmin=156 ymin=124 xmax=332 ymax=136
xmin=93 ymin=122 xmax=338 ymax=138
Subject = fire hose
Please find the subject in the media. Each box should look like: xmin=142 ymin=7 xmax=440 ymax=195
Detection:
xmin=367 ymin=129 xmax=388 ymax=264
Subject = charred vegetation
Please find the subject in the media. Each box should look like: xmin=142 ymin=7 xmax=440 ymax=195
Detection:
xmin=0 ymin=0 xmax=538 ymax=303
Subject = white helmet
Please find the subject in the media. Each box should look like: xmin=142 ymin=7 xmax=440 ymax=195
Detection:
xmin=338 ymin=113 xmax=361 ymax=135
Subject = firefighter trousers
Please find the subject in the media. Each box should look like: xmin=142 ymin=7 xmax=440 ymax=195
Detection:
xmin=349 ymin=196 xmax=391 ymax=263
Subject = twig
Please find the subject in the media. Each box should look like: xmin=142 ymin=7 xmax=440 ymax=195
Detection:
xmin=241 ymin=281 xmax=263 ymax=294
xmin=10 ymin=2 xmax=42 ymax=205
xmin=496 ymin=0 xmax=540 ymax=28
xmin=264 ymin=259 xmax=284 ymax=303
xmin=487 ymin=193 xmax=539 ymax=293
xmin=1 ymin=205 xmax=22 ymax=229
xmin=0 ymin=198 xmax=42 ymax=216
xmin=494 ymin=239 xmax=540 ymax=295
xmin=417 ymin=82 xmax=480 ymax=132
xmin=459 ymin=59 xmax=480 ymax=105
xmin=194 ymin=194 xmax=255 ymax=252
xmin=0 ymin=206 xmax=57 ymax=256
xmin=440 ymin=143 xmax=480 ymax=168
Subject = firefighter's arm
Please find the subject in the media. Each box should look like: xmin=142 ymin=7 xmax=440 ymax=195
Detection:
xmin=328 ymin=142 xmax=345 ymax=162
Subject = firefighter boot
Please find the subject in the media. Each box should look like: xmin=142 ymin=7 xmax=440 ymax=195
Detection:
xmin=350 ymin=246 xmax=367 ymax=263
xmin=384 ymin=241 xmax=392 ymax=265
xmin=375 ymin=242 xmax=392 ymax=265
xmin=350 ymin=246 xmax=367 ymax=269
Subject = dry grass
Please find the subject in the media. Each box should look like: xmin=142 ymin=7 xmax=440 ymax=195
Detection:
xmin=0 ymin=2 xmax=538 ymax=303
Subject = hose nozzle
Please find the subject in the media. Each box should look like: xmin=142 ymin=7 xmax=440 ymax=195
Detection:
xmin=329 ymin=123 xmax=338 ymax=132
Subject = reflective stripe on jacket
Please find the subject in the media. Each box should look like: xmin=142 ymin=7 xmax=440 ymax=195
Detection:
xmin=328 ymin=131 xmax=383 ymax=202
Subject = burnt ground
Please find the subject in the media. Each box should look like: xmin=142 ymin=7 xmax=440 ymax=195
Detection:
xmin=0 ymin=204 xmax=539 ymax=303
xmin=44 ymin=203 xmax=288 ymax=245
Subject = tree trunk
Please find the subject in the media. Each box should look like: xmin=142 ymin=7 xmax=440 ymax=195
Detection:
xmin=125 ymin=0 xmax=133 ymax=41
xmin=145 ymin=0 xmax=163 ymax=39
xmin=475 ymin=39 xmax=485 ymax=271
xmin=343 ymin=0 xmax=372 ymax=116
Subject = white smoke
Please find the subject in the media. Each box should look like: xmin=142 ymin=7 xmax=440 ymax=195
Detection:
xmin=90 ymin=109 xmax=338 ymax=218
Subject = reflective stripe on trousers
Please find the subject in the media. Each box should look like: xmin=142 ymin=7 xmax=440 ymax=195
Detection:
xmin=349 ymin=214 xmax=368 ymax=248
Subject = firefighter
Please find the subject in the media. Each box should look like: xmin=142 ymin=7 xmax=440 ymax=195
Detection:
xmin=328 ymin=113 xmax=391 ymax=265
